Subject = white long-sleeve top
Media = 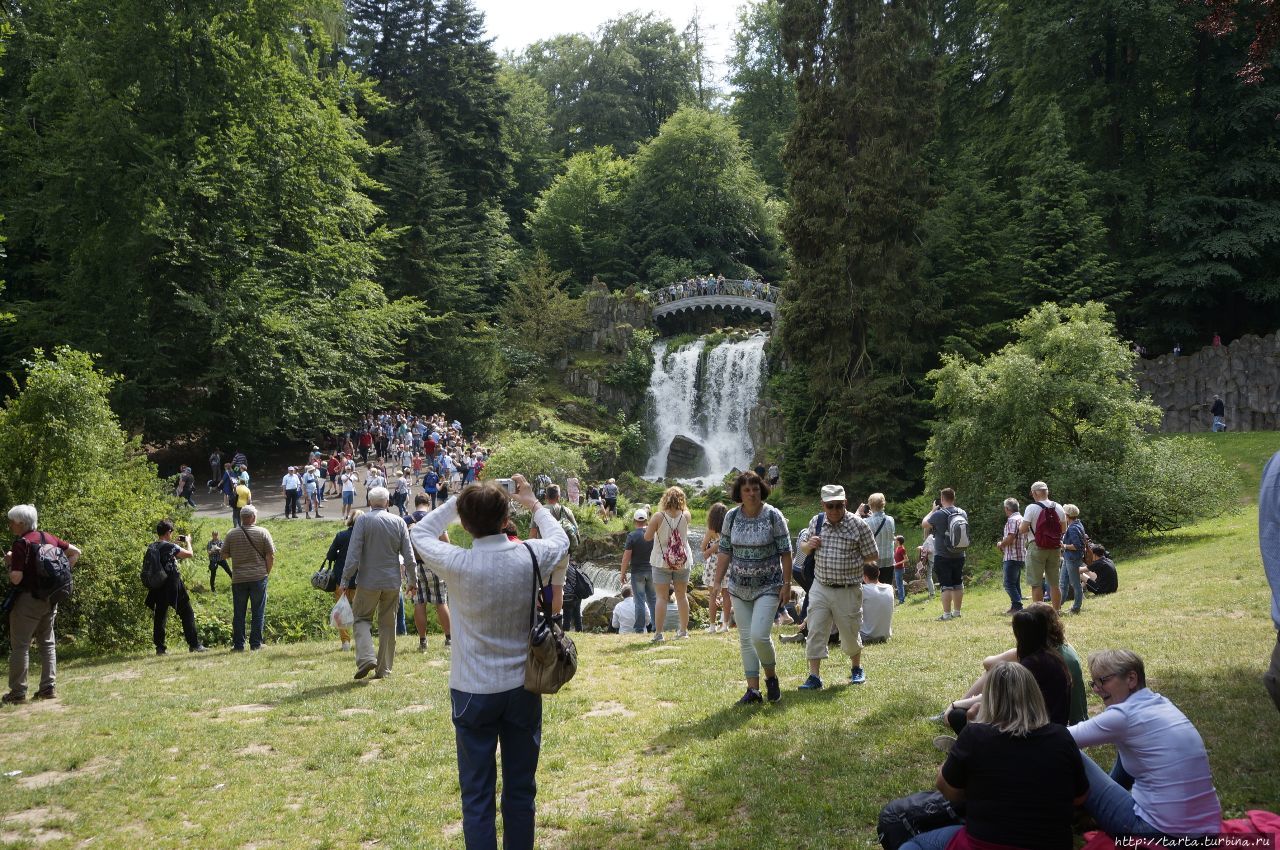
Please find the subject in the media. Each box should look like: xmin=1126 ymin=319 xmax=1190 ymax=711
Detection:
xmin=410 ymin=498 xmax=569 ymax=694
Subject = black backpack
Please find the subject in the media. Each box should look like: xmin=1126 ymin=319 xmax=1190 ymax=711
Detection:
xmin=795 ymin=514 xmax=825 ymax=592
xmin=877 ymin=791 xmax=965 ymax=850
xmin=140 ymin=542 xmax=173 ymax=591
xmin=27 ymin=531 xmax=73 ymax=605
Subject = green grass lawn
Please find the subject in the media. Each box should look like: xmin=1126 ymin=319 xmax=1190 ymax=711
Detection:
xmin=2 ymin=437 xmax=1277 ymax=848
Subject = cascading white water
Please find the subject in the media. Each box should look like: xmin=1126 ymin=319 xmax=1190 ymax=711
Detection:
xmin=643 ymin=333 xmax=768 ymax=484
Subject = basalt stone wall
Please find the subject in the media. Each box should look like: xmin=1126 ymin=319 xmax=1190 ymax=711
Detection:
xmin=1133 ymin=332 xmax=1280 ymax=432
xmin=569 ymin=281 xmax=652 ymax=354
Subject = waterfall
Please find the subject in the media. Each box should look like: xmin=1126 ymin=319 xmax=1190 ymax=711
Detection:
xmin=643 ymin=333 xmax=768 ymax=484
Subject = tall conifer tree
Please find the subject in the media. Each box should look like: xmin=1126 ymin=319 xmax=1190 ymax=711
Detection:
xmin=776 ymin=0 xmax=937 ymax=494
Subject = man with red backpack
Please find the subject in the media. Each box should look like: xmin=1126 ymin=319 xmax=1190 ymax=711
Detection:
xmin=3 ymin=504 xmax=81 ymax=704
xmin=1020 ymin=481 xmax=1067 ymax=608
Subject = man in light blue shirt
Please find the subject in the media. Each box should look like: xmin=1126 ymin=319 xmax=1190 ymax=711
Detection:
xmin=1261 ymin=450 xmax=1280 ymax=712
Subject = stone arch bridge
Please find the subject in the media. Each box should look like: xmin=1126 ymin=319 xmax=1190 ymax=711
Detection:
xmin=651 ymin=293 xmax=778 ymax=326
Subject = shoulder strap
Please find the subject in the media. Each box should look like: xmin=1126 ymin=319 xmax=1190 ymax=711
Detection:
xmin=817 ymin=513 xmax=824 ymax=534
xmin=523 ymin=542 xmax=544 ymax=629
xmin=873 ymin=517 xmax=888 ymax=537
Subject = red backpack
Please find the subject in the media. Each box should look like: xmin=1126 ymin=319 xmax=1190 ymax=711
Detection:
xmin=661 ymin=515 xmax=687 ymax=568
xmin=1032 ymin=501 xmax=1063 ymax=549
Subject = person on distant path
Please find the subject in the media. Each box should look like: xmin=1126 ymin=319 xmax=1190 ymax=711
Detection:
xmin=1212 ymin=331 xmax=1222 ymax=347
xmin=423 ymin=466 xmax=441 ymax=509
xmin=206 ymin=530 xmax=231 ymax=592
xmin=302 ymin=465 xmax=322 ymax=519
xmin=766 ymin=463 xmax=779 ymax=487
xmin=866 ymin=492 xmax=896 ymax=585
xmin=223 ymin=505 xmax=275 ymax=652
xmin=1260 ymin=450 xmax=1280 ymax=713
xmin=325 ymin=511 xmax=361 ymax=651
xmin=620 ymin=509 xmax=657 ymax=634
xmin=601 ymin=478 xmax=619 ymax=519
xmin=1210 ymin=394 xmax=1227 ymax=432
xmin=1020 ymin=481 xmax=1065 ymax=608
xmin=795 ymin=484 xmax=878 ymax=690
xmin=209 ymin=448 xmax=223 ymax=492
xmin=3 ymin=505 xmax=80 ymax=704
xmin=219 ymin=462 xmax=236 ymax=507
xmin=407 ymin=495 xmax=452 ymax=652
xmin=232 ymin=449 xmax=248 ymax=469
xmin=340 ymin=467 xmax=357 ymax=520
xmin=644 ymin=486 xmax=693 ymax=641
xmin=338 ymin=486 xmax=414 ymax=680
xmin=178 ymin=465 xmax=196 ymax=508
xmin=997 ymin=497 xmax=1026 ymax=614
xmin=1069 ymin=649 xmax=1221 ymax=838
xmin=702 ymin=502 xmax=732 ymax=633
xmin=565 ymin=475 xmax=581 ymax=507
xmin=409 ymin=475 xmax=568 ymax=850
xmin=145 ymin=520 xmax=206 ymax=656
xmin=358 ymin=429 xmax=372 ymax=463
xmin=282 ymin=466 xmax=302 ymax=519
xmin=922 ymin=488 xmax=969 ymax=620
xmin=899 ymin=662 xmax=1088 ymax=850
xmin=1059 ymin=504 xmax=1087 ymax=615
xmin=714 ymin=471 xmax=792 ymax=705
xmin=232 ymin=478 xmax=252 ymax=529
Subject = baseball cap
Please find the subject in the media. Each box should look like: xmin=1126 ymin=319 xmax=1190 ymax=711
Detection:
xmin=633 ymin=508 xmax=649 ymax=521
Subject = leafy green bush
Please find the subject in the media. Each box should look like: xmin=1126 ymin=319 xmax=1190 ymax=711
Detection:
xmin=481 ymin=433 xmax=588 ymax=485
xmin=924 ymin=304 xmax=1234 ymax=542
xmin=607 ymin=327 xmax=657 ymax=390
xmin=0 ymin=348 xmax=177 ymax=652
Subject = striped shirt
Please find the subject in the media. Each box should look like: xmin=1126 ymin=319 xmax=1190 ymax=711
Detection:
xmin=797 ymin=512 xmax=879 ymax=586
xmin=223 ymin=525 xmax=275 ymax=583
xmin=1003 ymin=513 xmax=1026 ymax=561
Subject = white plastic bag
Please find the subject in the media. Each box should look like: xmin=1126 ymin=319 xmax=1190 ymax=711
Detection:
xmin=330 ymin=595 xmax=354 ymax=630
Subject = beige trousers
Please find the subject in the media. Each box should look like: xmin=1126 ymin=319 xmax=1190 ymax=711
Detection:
xmin=352 ymin=588 xmax=399 ymax=676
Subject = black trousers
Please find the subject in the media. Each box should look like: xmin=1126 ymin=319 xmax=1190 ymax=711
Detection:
xmin=154 ymin=580 xmax=200 ymax=651
xmin=284 ymin=488 xmax=300 ymax=517
xmin=563 ymin=598 xmax=582 ymax=632
xmin=209 ymin=560 xmax=231 ymax=591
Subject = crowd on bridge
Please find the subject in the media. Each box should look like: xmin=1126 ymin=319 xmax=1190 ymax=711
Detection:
xmin=646 ymin=273 xmax=778 ymax=306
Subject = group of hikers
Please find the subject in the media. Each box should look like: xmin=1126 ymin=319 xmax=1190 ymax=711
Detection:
xmin=648 ymin=273 xmax=778 ymax=305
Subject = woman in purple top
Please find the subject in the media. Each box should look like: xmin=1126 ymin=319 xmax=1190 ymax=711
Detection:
xmin=1070 ymin=649 xmax=1221 ymax=838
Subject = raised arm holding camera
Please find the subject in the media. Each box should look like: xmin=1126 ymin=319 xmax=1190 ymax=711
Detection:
xmin=145 ymin=520 xmax=205 ymax=656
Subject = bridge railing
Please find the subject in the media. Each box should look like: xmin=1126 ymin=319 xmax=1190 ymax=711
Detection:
xmin=642 ymin=278 xmax=780 ymax=307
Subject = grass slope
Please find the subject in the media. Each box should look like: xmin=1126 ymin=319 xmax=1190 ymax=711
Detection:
xmin=1 ymin=437 xmax=1277 ymax=848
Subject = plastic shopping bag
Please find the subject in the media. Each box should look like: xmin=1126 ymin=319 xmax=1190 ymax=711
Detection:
xmin=330 ymin=595 xmax=354 ymax=630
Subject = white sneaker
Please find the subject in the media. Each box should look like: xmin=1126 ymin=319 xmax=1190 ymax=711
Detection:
xmin=937 ymin=612 xmax=953 ymax=621
xmin=716 ymin=624 xmax=729 ymax=633
xmin=704 ymin=624 xmax=717 ymax=633
xmin=340 ymin=642 xmax=351 ymax=651
xmin=650 ymin=633 xmax=664 ymax=643
xmin=952 ymin=610 xmax=962 ymax=618
xmin=674 ymin=630 xmax=690 ymax=640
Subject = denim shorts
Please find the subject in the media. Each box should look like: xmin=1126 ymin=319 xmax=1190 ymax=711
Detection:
xmin=342 ymin=492 xmax=354 ymax=505
xmin=654 ymin=565 xmax=690 ymax=585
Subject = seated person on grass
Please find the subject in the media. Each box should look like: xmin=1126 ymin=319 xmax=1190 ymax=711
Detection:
xmin=860 ymin=563 xmax=894 ymax=644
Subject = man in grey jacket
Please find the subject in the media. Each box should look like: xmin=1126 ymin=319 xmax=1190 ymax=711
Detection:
xmin=338 ymin=486 xmax=415 ymax=679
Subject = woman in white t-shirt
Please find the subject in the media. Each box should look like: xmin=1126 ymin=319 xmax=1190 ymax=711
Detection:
xmin=340 ymin=470 xmax=357 ymax=519
xmin=644 ymin=486 xmax=693 ymax=641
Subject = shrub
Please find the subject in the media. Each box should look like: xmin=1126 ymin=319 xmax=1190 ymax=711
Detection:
xmin=481 ymin=433 xmax=587 ymax=485
xmin=0 ymin=348 xmax=177 ymax=652
xmin=924 ymin=304 xmax=1234 ymax=542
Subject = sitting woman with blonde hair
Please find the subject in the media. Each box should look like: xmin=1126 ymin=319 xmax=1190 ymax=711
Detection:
xmin=644 ymin=486 xmax=693 ymax=641
xmin=903 ymin=662 xmax=1088 ymax=850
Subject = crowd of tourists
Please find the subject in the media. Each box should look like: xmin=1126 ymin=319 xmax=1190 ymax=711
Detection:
xmin=646 ymin=273 xmax=778 ymax=305
xmin=4 ymin=446 xmax=1277 ymax=850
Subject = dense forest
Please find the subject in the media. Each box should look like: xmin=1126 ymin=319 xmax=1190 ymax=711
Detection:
xmin=0 ymin=0 xmax=1277 ymax=491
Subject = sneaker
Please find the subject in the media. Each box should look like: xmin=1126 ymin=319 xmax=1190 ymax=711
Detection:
xmin=849 ymin=667 xmax=866 ymax=685
xmin=418 ymin=639 xmax=428 ymax=652
xmin=444 ymin=636 xmax=452 ymax=647
xmin=933 ymin=735 xmax=957 ymax=754
xmin=354 ymin=660 xmax=377 ymax=680
xmin=952 ymin=611 xmax=962 ymax=619
xmin=716 ymin=624 xmax=729 ymax=633
xmin=704 ymin=624 xmax=717 ymax=633
xmin=650 ymin=633 xmax=664 ymax=644
xmin=765 ymin=676 xmax=781 ymax=703
xmin=1 ymin=691 xmax=26 ymax=705
xmin=927 ymin=711 xmax=948 ymax=725
xmin=33 ymin=687 xmax=55 ymax=701
xmin=339 ymin=642 xmax=352 ymax=652
xmin=736 ymin=688 xmax=764 ymax=705
xmin=674 ymin=630 xmax=690 ymax=640
xmin=937 ymin=612 xmax=953 ymax=621
xmin=798 ymin=674 xmax=824 ymax=690
xmin=779 ymin=632 xmax=806 ymax=644
xmin=190 ymin=645 xmax=207 ymax=653
xmin=1002 ymin=607 xmax=1020 ymax=615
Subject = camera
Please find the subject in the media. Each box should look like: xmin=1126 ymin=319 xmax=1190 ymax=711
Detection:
xmin=178 ymin=534 xmax=189 ymax=543
xmin=497 ymin=478 xmax=516 ymax=495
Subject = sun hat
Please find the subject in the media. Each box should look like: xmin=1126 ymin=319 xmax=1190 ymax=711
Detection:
xmin=820 ymin=484 xmax=846 ymax=503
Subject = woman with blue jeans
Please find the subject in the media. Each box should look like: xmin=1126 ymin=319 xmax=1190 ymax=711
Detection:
xmin=1069 ymin=649 xmax=1221 ymax=837
xmin=714 ymin=471 xmax=792 ymax=705
xmin=1059 ymin=505 xmax=1086 ymax=614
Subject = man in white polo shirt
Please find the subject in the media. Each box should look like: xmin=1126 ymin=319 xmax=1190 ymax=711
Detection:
xmin=410 ymin=473 xmax=568 ymax=850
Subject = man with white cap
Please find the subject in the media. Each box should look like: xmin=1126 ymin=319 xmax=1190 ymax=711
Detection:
xmin=794 ymin=485 xmax=880 ymax=689
xmin=281 ymin=466 xmax=302 ymax=519
xmin=620 ymin=507 xmax=656 ymax=633
xmin=1020 ymin=481 xmax=1066 ymax=607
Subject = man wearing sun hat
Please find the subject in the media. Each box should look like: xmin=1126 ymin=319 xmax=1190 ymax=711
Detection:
xmin=794 ymin=485 xmax=880 ymax=690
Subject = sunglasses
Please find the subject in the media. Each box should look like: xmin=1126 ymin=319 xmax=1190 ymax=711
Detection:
xmin=1088 ymin=672 xmax=1119 ymax=691
xmin=823 ymin=502 xmax=846 ymax=510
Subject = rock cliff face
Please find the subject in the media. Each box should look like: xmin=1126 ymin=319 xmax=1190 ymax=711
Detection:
xmin=570 ymin=281 xmax=652 ymax=354
xmin=1133 ymin=332 xmax=1280 ymax=432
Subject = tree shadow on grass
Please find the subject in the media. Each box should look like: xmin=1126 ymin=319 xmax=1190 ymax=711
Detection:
xmin=668 ymin=684 xmax=845 ymax=742
xmin=270 ymin=681 xmax=353 ymax=706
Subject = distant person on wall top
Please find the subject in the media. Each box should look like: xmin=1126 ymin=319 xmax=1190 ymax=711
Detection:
xmin=1212 ymin=331 xmax=1222 ymax=347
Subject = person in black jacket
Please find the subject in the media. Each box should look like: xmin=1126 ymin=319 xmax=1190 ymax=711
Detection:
xmin=146 ymin=520 xmax=205 ymax=655
xmin=1084 ymin=545 xmax=1118 ymax=595
xmin=326 ymin=510 xmax=361 ymax=651
xmin=562 ymin=562 xmax=592 ymax=632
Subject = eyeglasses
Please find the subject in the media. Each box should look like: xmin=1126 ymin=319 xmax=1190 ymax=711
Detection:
xmin=823 ymin=502 xmax=846 ymax=510
xmin=1088 ymin=673 xmax=1119 ymax=691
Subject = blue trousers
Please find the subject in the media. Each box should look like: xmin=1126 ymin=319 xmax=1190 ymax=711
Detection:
xmin=451 ymin=686 xmax=542 ymax=850
xmin=231 ymin=578 xmax=268 ymax=650
xmin=1003 ymin=559 xmax=1024 ymax=609
xmin=630 ymin=572 xmax=657 ymax=632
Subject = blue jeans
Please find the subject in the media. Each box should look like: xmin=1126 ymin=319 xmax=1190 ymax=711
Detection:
xmin=631 ymin=572 xmax=657 ymax=633
xmin=901 ymin=825 xmax=962 ymax=850
xmin=1080 ymin=751 xmax=1160 ymax=836
xmin=451 ymin=686 xmax=541 ymax=850
xmin=1060 ymin=558 xmax=1083 ymax=612
xmin=231 ymin=578 xmax=268 ymax=649
xmin=1003 ymin=559 xmax=1024 ymax=609
xmin=893 ymin=568 xmax=906 ymax=603
xmin=731 ymin=591 xmax=779 ymax=679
